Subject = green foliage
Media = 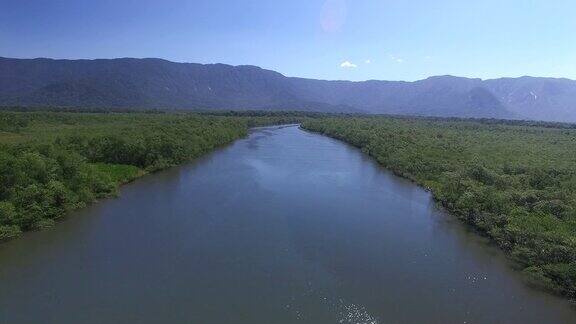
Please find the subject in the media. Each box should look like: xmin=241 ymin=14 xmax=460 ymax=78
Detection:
xmin=92 ymin=163 xmax=142 ymax=184
xmin=0 ymin=111 xmax=270 ymax=242
xmin=302 ymin=116 xmax=576 ymax=298
xmin=0 ymin=225 xmax=21 ymax=241
xmin=522 ymin=266 xmax=563 ymax=293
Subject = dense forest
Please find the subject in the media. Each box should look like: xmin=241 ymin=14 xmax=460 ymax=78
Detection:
xmin=0 ymin=111 xmax=299 ymax=242
xmin=302 ymin=117 xmax=576 ymax=298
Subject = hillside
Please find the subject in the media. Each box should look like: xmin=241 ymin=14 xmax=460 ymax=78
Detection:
xmin=1 ymin=57 xmax=576 ymax=121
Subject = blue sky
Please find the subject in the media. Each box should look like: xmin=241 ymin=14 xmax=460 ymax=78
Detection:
xmin=1 ymin=0 xmax=575 ymax=81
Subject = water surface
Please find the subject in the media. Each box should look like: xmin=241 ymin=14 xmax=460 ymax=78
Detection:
xmin=0 ymin=125 xmax=574 ymax=323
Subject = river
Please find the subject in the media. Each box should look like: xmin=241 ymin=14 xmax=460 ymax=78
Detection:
xmin=0 ymin=125 xmax=574 ymax=323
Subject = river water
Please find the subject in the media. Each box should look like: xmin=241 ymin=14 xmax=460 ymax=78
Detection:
xmin=0 ymin=125 xmax=574 ymax=323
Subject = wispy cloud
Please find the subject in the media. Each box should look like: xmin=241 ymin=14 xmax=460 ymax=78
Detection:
xmin=365 ymin=59 xmax=372 ymax=64
xmin=340 ymin=60 xmax=357 ymax=68
xmin=389 ymin=54 xmax=404 ymax=63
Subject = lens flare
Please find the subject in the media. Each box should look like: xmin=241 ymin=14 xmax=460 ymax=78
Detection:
xmin=320 ymin=0 xmax=347 ymax=32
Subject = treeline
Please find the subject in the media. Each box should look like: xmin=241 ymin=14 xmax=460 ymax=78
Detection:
xmin=302 ymin=117 xmax=576 ymax=298
xmin=6 ymin=105 xmax=576 ymax=129
xmin=1 ymin=111 xmax=286 ymax=242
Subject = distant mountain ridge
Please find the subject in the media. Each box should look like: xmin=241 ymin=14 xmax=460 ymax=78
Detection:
xmin=1 ymin=57 xmax=576 ymax=122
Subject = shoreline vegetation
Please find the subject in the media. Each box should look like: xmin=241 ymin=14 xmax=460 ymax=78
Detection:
xmin=0 ymin=111 xmax=302 ymax=243
xmin=301 ymin=117 xmax=576 ymax=299
xmin=2 ymin=109 xmax=576 ymax=300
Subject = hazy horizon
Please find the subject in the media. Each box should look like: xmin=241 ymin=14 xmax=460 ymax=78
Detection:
xmin=3 ymin=55 xmax=576 ymax=83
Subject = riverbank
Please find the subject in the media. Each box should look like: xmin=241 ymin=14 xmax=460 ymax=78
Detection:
xmin=301 ymin=117 xmax=576 ymax=299
xmin=2 ymin=125 xmax=575 ymax=323
xmin=4 ymin=110 xmax=576 ymax=301
xmin=0 ymin=111 xmax=304 ymax=243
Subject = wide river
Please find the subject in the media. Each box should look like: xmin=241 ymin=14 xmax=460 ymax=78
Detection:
xmin=0 ymin=125 xmax=575 ymax=323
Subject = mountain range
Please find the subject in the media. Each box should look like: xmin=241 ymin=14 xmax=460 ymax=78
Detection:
xmin=1 ymin=57 xmax=576 ymax=122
